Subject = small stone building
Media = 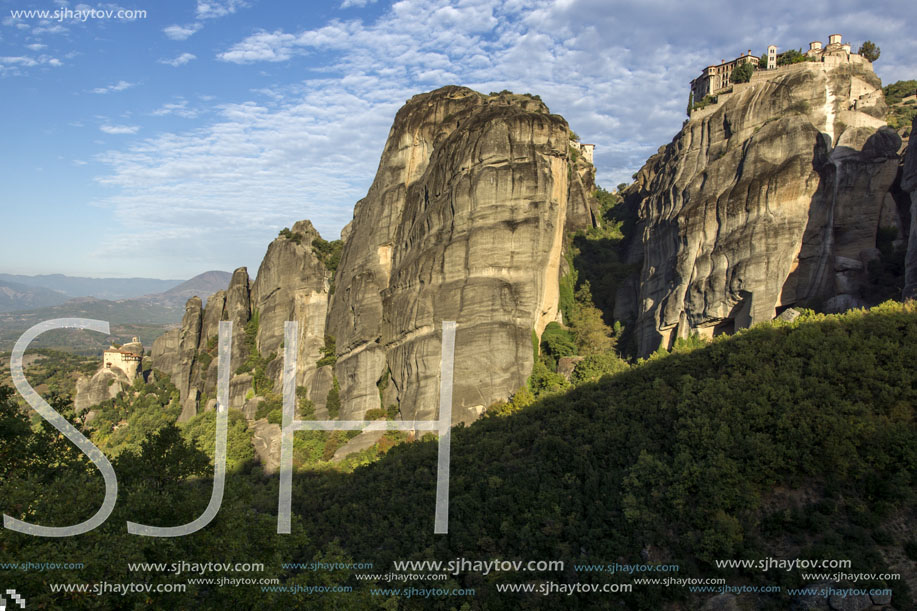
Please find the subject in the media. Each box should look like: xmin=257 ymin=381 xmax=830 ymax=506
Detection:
xmin=103 ymin=337 xmax=143 ymax=383
xmin=806 ymin=34 xmax=852 ymax=59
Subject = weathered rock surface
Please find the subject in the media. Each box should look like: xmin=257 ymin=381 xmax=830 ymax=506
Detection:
xmin=224 ymin=268 xmax=252 ymax=371
xmin=620 ymin=56 xmax=902 ymax=355
xmin=151 ymin=86 xmax=597 ymax=468
xmin=250 ymin=220 xmax=330 ymax=392
xmin=902 ymin=116 xmax=917 ymax=298
xmin=74 ymin=367 xmax=130 ymax=412
xmin=251 ymin=419 xmax=282 ymax=473
xmin=328 ymin=86 xmax=596 ymax=422
xmin=151 ymin=297 xmax=202 ymax=421
xmin=332 ymin=429 xmax=386 ymax=462
xmin=826 ymin=592 xmax=873 ymax=611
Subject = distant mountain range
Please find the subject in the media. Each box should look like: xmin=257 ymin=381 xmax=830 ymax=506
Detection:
xmin=0 ymin=271 xmax=232 ymax=353
xmin=0 ymin=279 xmax=71 ymax=312
xmin=0 ymin=271 xmax=231 ymax=313
xmin=0 ymin=273 xmax=184 ymax=303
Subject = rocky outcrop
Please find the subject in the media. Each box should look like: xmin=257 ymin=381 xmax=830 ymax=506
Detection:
xmin=251 ymin=419 xmax=282 ymax=473
xmin=74 ymin=338 xmax=144 ymax=412
xmin=619 ymin=56 xmax=902 ymax=355
xmin=328 ymin=87 xmax=595 ymax=422
xmin=902 ymin=117 xmax=917 ymax=298
xmin=151 ymin=297 xmax=202 ymax=421
xmin=151 ymin=86 xmax=598 ymax=467
xmin=224 ymin=268 xmax=251 ymax=371
xmin=74 ymin=367 xmax=130 ymax=412
xmin=250 ymin=220 xmax=330 ymax=392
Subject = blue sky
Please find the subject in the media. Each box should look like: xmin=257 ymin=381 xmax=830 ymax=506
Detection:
xmin=1 ymin=0 xmax=913 ymax=279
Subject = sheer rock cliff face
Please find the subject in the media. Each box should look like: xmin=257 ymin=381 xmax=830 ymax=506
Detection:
xmin=619 ymin=57 xmax=902 ymax=356
xmin=328 ymin=86 xmax=593 ymax=423
xmin=902 ymin=117 xmax=917 ymax=298
xmin=152 ymin=223 xmax=331 ymax=423
xmin=249 ymin=220 xmax=330 ymax=394
xmin=153 ymin=86 xmax=596 ymax=431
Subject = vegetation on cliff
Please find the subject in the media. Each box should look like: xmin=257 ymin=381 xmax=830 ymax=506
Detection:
xmin=3 ymin=299 xmax=914 ymax=609
xmin=885 ymin=79 xmax=917 ymax=131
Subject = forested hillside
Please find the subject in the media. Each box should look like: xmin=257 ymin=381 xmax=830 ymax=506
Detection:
xmin=1 ymin=302 xmax=914 ymax=609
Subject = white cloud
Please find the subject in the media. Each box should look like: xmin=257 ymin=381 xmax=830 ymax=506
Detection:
xmin=26 ymin=43 xmax=47 ymax=51
xmin=163 ymin=23 xmax=201 ymax=40
xmin=218 ymin=30 xmax=300 ymax=63
xmin=196 ymin=0 xmax=247 ymax=19
xmin=93 ymin=0 xmax=916 ymax=273
xmin=31 ymin=22 xmax=67 ymax=35
xmin=0 ymin=56 xmax=38 ymax=67
xmin=91 ymin=80 xmax=134 ymax=94
xmin=152 ymin=100 xmax=200 ymax=118
xmin=160 ymin=52 xmax=197 ymax=67
xmin=100 ymin=124 xmax=140 ymax=134
xmin=341 ymin=0 xmax=377 ymax=7
xmin=0 ymin=54 xmax=63 ymax=75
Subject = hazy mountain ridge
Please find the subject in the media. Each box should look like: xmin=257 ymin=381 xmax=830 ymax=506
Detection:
xmin=0 ymin=271 xmax=232 ymax=354
xmin=0 ymin=278 xmax=70 ymax=312
xmin=0 ymin=273 xmax=183 ymax=301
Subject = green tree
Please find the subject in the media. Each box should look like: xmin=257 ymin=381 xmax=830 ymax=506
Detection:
xmin=540 ymin=322 xmax=576 ymax=370
xmin=777 ymin=48 xmax=806 ymax=65
xmin=730 ymin=61 xmax=754 ymax=83
xmin=317 ymin=335 xmax=337 ymax=367
xmin=567 ymin=281 xmax=614 ymax=355
xmin=859 ymin=40 xmax=880 ymax=62
xmin=326 ymin=376 xmax=341 ymax=418
xmin=311 ymin=237 xmax=344 ymax=273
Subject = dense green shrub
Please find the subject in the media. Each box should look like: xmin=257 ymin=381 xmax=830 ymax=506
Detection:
xmin=539 ymin=322 xmax=576 ymax=369
xmin=730 ymin=61 xmax=754 ymax=83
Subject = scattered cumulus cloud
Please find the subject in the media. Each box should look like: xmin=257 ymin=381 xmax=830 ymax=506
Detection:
xmin=31 ymin=22 xmax=68 ymax=35
xmin=218 ymin=30 xmax=301 ymax=63
xmin=341 ymin=0 xmax=378 ymax=7
xmin=100 ymin=124 xmax=139 ymax=134
xmin=163 ymin=23 xmax=201 ymax=40
xmin=160 ymin=52 xmax=197 ymax=67
xmin=196 ymin=0 xmax=247 ymax=20
xmin=89 ymin=0 xmax=915 ymax=273
xmin=91 ymin=80 xmax=134 ymax=94
xmin=0 ymin=54 xmax=63 ymax=75
xmin=151 ymin=100 xmax=200 ymax=118
xmin=26 ymin=43 xmax=47 ymax=51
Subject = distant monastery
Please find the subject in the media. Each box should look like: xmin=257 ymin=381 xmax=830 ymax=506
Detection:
xmin=569 ymin=141 xmax=595 ymax=164
xmin=689 ymin=34 xmax=865 ymax=111
xmin=103 ymin=337 xmax=143 ymax=383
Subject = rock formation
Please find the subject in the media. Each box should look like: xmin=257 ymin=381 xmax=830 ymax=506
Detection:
xmin=901 ymin=116 xmax=917 ymax=298
xmin=617 ymin=54 xmax=902 ymax=355
xmin=152 ymin=221 xmax=333 ymax=423
xmin=74 ymin=337 xmax=144 ymax=412
xmin=327 ymin=87 xmax=595 ymax=422
xmin=74 ymin=366 xmax=131 ymax=413
xmin=151 ymin=87 xmax=598 ymax=452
